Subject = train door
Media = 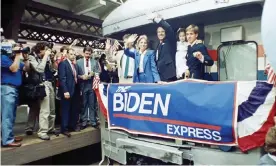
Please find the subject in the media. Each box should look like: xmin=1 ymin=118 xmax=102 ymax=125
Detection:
xmin=204 ymin=18 xmax=261 ymax=81
xmin=218 ymin=41 xmax=258 ymax=81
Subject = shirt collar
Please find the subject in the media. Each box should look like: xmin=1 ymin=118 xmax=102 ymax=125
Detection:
xmin=192 ymin=40 xmax=197 ymax=46
xmin=67 ymin=59 xmax=74 ymax=64
xmin=268 ymin=153 xmax=276 ymax=162
xmin=139 ymin=49 xmax=147 ymax=55
xmin=33 ymin=52 xmax=40 ymax=58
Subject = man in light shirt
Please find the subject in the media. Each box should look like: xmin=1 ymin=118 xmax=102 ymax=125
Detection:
xmin=259 ymin=125 xmax=276 ymax=165
xmin=106 ymin=34 xmax=135 ymax=83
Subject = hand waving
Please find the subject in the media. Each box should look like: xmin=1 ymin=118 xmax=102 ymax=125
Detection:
xmin=147 ymin=12 xmax=163 ymax=23
xmin=127 ymin=34 xmax=138 ymax=44
xmin=105 ymin=39 xmax=111 ymax=51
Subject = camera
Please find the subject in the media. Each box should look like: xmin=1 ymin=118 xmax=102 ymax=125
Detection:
xmin=47 ymin=42 xmax=54 ymax=49
xmin=13 ymin=46 xmax=31 ymax=54
xmin=50 ymin=50 xmax=57 ymax=56
xmin=1 ymin=40 xmax=30 ymax=58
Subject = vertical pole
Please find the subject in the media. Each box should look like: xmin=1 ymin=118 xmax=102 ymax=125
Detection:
xmin=2 ymin=0 xmax=30 ymax=41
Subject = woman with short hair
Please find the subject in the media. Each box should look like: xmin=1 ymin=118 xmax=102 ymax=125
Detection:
xmin=124 ymin=34 xmax=161 ymax=83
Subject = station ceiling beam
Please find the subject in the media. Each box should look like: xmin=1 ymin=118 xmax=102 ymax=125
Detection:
xmin=72 ymin=0 xmax=107 ymax=15
xmin=26 ymin=1 xmax=103 ymax=26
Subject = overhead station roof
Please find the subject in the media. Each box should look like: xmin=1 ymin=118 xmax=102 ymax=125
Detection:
xmin=103 ymin=0 xmax=264 ymax=36
xmin=31 ymin=0 xmax=126 ymax=21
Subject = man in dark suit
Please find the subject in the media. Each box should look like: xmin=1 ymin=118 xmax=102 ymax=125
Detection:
xmin=149 ymin=14 xmax=177 ymax=82
xmin=185 ymin=24 xmax=214 ymax=79
xmin=58 ymin=48 xmax=80 ymax=137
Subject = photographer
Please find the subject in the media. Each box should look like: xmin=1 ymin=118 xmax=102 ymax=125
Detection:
xmin=25 ymin=42 xmax=57 ymax=140
xmin=1 ymin=40 xmax=30 ymax=147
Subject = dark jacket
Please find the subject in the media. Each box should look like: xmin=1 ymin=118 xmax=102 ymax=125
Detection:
xmin=186 ymin=43 xmax=214 ymax=79
xmin=58 ymin=60 xmax=79 ymax=97
xmin=155 ymin=19 xmax=177 ymax=81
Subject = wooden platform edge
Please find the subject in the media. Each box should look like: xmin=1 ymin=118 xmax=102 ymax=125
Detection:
xmin=1 ymin=128 xmax=101 ymax=165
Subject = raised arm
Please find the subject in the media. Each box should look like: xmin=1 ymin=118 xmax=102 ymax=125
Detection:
xmin=150 ymin=14 xmax=176 ymax=44
xmin=124 ymin=48 xmax=136 ymax=59
xmin=124 ymin=34 xmax=138 ymax=59
xmin=29 ymin=49 xmax=51 ymax=73
xmin=156 ymin=20 xmax=175 ymax=43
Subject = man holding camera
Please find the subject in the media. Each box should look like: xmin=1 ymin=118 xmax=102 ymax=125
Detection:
xmin=1 ymin=41 xmax=30 ymax=147
xmin=27 ymin=42 xmax=56 ymax=140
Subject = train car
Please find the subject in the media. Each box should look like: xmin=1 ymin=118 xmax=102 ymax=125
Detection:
xmin=99 ymin=0 xmax=270 ymax=165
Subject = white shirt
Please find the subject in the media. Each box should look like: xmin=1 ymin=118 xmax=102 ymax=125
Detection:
xmin=156 ymin=43 xmax=164 ymax=61
xmin=268 ymin=153 xmax=276 ymax=162
xmin=83 ymin=58 xmax=91 ymax=75
xmin=176 ymin=41 xmax=189 ymax=78
xmin=114 ymin=50 xmax=135 ymax=78
xmin=139 ymin=50 xmax=147 ymax=73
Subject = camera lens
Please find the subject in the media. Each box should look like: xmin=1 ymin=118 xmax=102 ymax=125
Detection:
xmin=22 ymin=47 xmax=30 ymax=54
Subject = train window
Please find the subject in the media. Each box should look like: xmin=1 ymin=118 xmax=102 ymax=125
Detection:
xmin=218 ymin=42 xmax=257 ymax=81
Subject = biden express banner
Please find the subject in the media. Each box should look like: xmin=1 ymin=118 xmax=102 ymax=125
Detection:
xmin=107 ymin=81 xmax=238 ymax=145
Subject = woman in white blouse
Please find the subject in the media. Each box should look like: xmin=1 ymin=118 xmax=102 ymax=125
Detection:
xmin=124 ymin=34 xmax=161 ymax=83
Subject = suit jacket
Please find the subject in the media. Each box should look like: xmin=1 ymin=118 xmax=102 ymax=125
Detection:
xmin=186 ymin=43 xmax=214 ymax=79
xmin=76 ymin=57 xmax=100 ymax=91
xmin=124 ymin=49 xmax=160 ymax=83
xmin=58 ymin=59 xmax=79 ymax=98
xmin=155 ymin=19 xmax=177 ymax=81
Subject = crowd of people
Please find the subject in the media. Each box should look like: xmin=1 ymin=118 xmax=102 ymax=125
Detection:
xmin=1 ymin=39 xmax=119 ymax=147
xmin=0 ymin=13 xmax=218 ymax=147
xmin=103 ymin=14 xmax=214 ymax=85
xmin=1 ymin=13 xmax=275 ymax=164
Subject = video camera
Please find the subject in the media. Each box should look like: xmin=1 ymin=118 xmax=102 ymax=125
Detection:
xmin=1 ymin=40 xmax=31 ymax=58
xmin=13 ymin=46 xmax=31 ymax=54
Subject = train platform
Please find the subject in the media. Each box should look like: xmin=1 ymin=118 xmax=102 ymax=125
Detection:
xmin=1 ymin=106 xmax=101 ymax=165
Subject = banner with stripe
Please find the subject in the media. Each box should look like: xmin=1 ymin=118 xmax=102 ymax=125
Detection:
xmin=108 ymin=81 xmax=238 ymax=145
xmin=95 ymin=80 xmax=276 ymax=151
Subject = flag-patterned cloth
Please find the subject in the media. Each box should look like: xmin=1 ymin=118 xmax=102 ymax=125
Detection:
xmin=92 ymin=74 xmax=101 ymax=90
xmin=95 ymin=81 xmax=276 ymax=152
xmin=264 ymin=63 xmax=276 ymax=87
